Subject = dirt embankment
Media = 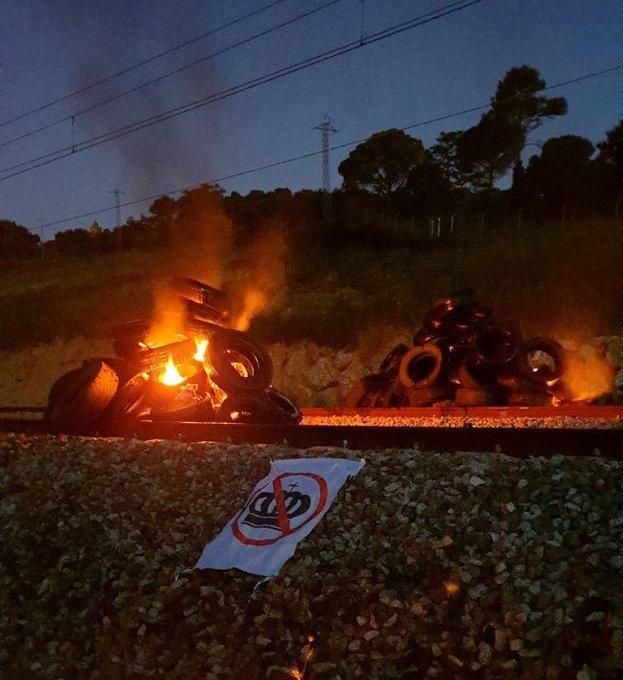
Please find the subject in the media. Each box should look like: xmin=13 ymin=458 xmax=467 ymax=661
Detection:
xmin=1 ymin=334 xmax=622 ymax=409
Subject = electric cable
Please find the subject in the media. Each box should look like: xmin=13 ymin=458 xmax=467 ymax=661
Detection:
xmin=0 ymin=0 xmax=488 ymax=182
xmin=0 ymin=0 xmax=293 ymax=129
xmin=0 ymin=0 xmax=346 ymax=151
xmin=28 ymin=62 xmax=622 ymax=232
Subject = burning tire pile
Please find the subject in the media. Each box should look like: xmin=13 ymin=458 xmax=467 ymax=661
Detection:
xmin=45 ymin=278 xmax=301 ymax=435
xmin=345 ymin=298 xmax=581 ymax=409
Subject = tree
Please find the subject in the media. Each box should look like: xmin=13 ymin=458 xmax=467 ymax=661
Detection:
xmin=457 ymin=66 xmax=568 ymax=195
xmin=525 ymin=135 xmax=594 ymax=222
xmin=430 ymin=131 xmax=469 ymax=189
xmin=338 ymin=129 xmax=424 ymax=197
xmin=490 ymin=65 xmax=567 ymax=190
xmin=457 ymin=112 xmax=521 ymax=192
xmin=490 ymin=66 xmax=567 ymax=138
xmin=596 ymin=120 xmax=623 ymax=216
xmin=0 ymin=220 xmax=40 ymax=258
xmin=149 ymin=195 xmax=177 ymax=246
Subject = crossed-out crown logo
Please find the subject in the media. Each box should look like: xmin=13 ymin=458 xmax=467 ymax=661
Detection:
xmin=232 ymin=472 xmax=328 ymax=546
xmin=242 ymin=482 xmax=311 ymax=530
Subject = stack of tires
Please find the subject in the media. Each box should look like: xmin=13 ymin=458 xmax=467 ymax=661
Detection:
xmin=344 ymin=298 xmax=567 ymax=408
xmin=45 ymin=279 xmax=301 ymax=435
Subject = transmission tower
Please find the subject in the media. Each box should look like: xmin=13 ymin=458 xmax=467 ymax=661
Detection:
xmin=110 ymin=188 xmax=125 ymax=229
xmin=110 ymin=188 xmax=125 ymax=250
xmin=313 ymin=115 xmax=337 ymax=193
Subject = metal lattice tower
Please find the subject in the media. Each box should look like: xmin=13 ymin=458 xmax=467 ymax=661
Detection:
xmin=314 ymin=115 xmax=337 ymax=193
xmin=110 ymin=188 xmax=125 ymax=229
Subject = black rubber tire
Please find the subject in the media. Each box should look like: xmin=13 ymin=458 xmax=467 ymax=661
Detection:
xmin=517 ymin=337 xmax=566 ymax=386
xmin=455 ymin=387 xmax=496 ymax=406
xmin=265 ymin=388 xmax=302 ymax=424
xmin=473 ymin=324 xmax=520 ymax=367
xmin=378 ymin=344 xmax=409 ymax=377
xmin=507 ymin=390 xmax=554 ymax=406
xmin=45 ymin=360 xmax=120 ymax=434
xmin=422 ymin=298 xmax=455 ymax=330
xmin=398 ymin=344 xmax=443 ymax=390
xmin=343 ymin=379 xmax=370 ymax=408
xmin=136 ymin=337 xmax=196 ymax=373
xmin=404 ymin=385 xmax=445 ymax=406
xmin=457 ymin=360 xmax=497 ymax=389
xmin=207 ymin=330 xmax=273 ymax=394
xmin=170 ymin=277 xmax=230 ymax=318
xmin=435 ymin=302 xmax=493 ymax=338
xmin=219 ymin=389 xmax=299 ymax=424
xmin=101 ymin=372 xmax=151 ymax=426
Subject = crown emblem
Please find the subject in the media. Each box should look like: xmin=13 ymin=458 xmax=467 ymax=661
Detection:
xmin=243 ymin=482 xmax=310 ymax=530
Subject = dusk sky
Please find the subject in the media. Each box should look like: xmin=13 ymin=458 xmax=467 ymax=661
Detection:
xmin=0 ymin=0 xmax=621 ymax=237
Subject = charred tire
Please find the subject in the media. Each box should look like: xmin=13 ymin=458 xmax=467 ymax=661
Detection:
xmin=208 ymin=330 xmax=273 ymax=394
xmin=507 ymin=390 xmax=554 ymax=406
xmin=454 ymin=388 xmax=496 ymax=407
xmin=45 ymin=360 xmax=120 ymax=434
xmin=473 ymin=324 xmax=520 ymax=367
xmin=398 ymin=344 xmax=443 ymax=390
xmin=265 ymin=388 xmax=302 ymax=424
xmin=404 ymin=385 xmax=445 ymax=406
xmin=219 ymin=390 xmax=298 ymax=424
xmin=102 ymin=373 xmax=151 ymax=426
xmin=517 ymin=337 xmax=566 ymax=385
xmin=422 ymin=297 xmax=455 ymax=331
xmin=111 ymin=319 xmax=149 ymax=357
xmin=457 ymin=360 xmax=497 ymax=390
xmin=432 ymin=301 xmax=493 ymax=338
xmin=170 ymin=277 xmax=230 ymax=318
xmin=343 ymin=379 xmax=370 ymax=408
xmin=378 ymin=344 xmax=409 ymax=377
xmin=136 ymin=337 xmax=196 ymax=373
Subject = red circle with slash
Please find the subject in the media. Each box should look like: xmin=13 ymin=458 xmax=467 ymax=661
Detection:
xmin=232 ymin=472 xmax=328 ymax=546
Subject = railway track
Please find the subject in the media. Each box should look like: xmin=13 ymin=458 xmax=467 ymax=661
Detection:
xmin=1 ymin=405 xmax=622 ymax=458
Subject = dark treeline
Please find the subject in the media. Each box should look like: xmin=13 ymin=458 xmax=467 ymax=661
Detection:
xmin=1 ymin=65 xmax=621 ymax=260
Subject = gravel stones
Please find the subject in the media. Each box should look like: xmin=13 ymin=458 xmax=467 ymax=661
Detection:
xmin=0 ymin=434 xmax=622 ymax=678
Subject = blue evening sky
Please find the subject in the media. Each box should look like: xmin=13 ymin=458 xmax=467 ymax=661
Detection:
xmin=0 ymin=0 xmax=620 ymax=236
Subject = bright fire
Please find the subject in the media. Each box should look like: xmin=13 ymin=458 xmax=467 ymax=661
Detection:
xmin=194 ymin=338 xmax=208 ymax=362
xmin=159 ymin=354 xmax=185 ymax=386
xmin=564 ymin=352 xmax=615 ymax=401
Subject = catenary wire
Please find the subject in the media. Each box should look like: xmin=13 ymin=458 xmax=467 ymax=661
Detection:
xmin=0 ymin=0 xmax=488 ymax=181
xmin=0 ymin=0 xmax=347 ymax=151
xmin=0 ymin=0 xmax=293 ymax=130
xmin=29 ymin=63 xmax=623 ymax=232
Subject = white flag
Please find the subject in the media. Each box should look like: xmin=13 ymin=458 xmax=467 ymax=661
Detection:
xmin=196 ymin=457 xmax=364 ymax=576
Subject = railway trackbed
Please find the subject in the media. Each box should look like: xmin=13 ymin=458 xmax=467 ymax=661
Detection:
xmin=1 ymin=405 xmax=622 ymax=458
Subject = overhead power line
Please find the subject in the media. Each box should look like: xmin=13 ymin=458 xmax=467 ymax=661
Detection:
xmin=0 ymin=0 xmax=347 ymax=152
xmin=30 ymin=63 xmax=623 ymax=233
xmin=0 ymin=0 xmax=489 ymax=182
xmin=0 ymin=0 xmax=292 ymax=130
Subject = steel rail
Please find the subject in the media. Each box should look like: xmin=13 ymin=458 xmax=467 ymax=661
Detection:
xmin=1 ymin=405 xmax=622 ymax=418
xmin=1 ymin=410 xmax=622 ymax=458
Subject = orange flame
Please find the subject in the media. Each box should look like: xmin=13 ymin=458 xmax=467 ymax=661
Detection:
xmin=564 ymin=352 xmax=615 ymax=401
xmin=233 ymin=289 xmax=267 ymax=332
xmin=159 ymin=354 xmax=185 ymax=386
xmin=193 ymin=338 xmax=208 ymax=362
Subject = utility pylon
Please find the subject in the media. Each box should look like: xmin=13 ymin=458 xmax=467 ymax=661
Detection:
xmin=313 ymin=115 xmax=337 ymax=194
xmin=111 ymin=188 xmax=125 ymax=250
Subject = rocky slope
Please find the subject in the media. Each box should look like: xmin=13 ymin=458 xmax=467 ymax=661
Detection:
xmin=1 ymin=434 xmax=622 ymax=678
